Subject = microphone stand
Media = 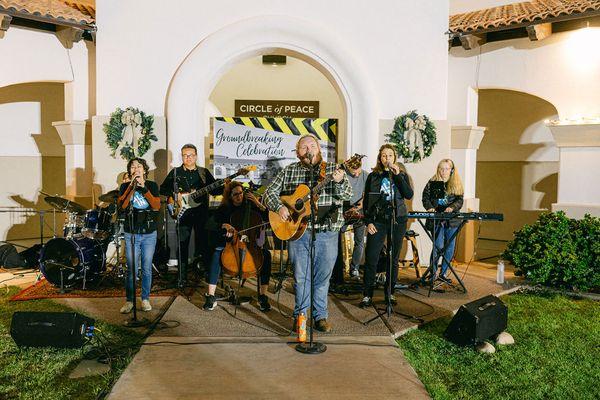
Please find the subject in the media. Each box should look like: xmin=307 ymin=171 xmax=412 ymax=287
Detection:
xmin=124 ymin=178 xmax=149 ymax=328
xmin=364 ymin=167 xmax=422 ymax=327
xmin=296 ymin=154 xmax=326 ymax=354
xmin=173 ymin=166 xmax=185 ymax=289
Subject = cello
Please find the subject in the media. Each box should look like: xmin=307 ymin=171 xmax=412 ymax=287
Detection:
xmin=220 ymin=188 xmax=266 ymax=280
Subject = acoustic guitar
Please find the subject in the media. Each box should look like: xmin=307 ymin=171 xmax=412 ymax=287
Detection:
xmin=269 ymin=154 xmax=365 ymax=241
xmin=169 ymin=166 xmax=256 ymax=220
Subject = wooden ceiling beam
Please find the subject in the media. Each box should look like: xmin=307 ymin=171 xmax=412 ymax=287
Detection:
xmin=527 ymin=23 xmax=552 ymax=41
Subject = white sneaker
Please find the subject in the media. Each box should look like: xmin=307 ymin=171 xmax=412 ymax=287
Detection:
xmin=141 ymin=299 xmax=152 ymax=311
xmin=120 ymin=301 xmax=133 ymax=314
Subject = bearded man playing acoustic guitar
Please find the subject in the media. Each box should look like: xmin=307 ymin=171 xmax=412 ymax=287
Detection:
xmin=264 ymin=134 xmax=352 ymax=333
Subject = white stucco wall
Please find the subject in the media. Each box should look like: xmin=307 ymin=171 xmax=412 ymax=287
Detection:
xmin=0 ymin=27 xmax=91 ymax=120
xmin=95 ymin=0 xmax=449 ymax=169
xmin=450 ymin=0 xmax=519 ymax=15
xmin=448 ymin=29 xmax=600 ymax=126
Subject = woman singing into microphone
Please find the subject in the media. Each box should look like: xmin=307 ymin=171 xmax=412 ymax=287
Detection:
xmin=360 ymin=144 xmax=413 ymax=307
xmin=117 ymin=157 xmax=161 ymax=313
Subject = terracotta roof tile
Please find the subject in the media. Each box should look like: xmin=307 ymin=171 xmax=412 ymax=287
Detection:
xmin=450 ymin=0 xmax=600 ymax=34
xmin=63 ymin=0 xmax=94 ymax=19
xmin=0 ymin=0 xmax=95 ymax=26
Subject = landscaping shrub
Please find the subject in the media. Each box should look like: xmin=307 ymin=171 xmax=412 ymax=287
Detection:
xmin=503 ymin=211 xmax=600 ymax=291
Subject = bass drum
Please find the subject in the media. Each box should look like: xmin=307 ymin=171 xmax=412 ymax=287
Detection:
xmin=39 ymin=237 xmax=106 ymax=289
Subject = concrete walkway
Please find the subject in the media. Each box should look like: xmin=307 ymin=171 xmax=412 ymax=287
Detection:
xmin=108 ymin=336 xmax=429 ymax=400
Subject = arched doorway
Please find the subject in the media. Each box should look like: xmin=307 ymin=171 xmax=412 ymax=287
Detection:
xmin=165 ymin=15 xmax=378 ymax=167
xmin=476 ymin=89 xmax=559 ymax=259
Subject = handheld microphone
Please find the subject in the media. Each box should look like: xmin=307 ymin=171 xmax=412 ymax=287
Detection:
xmin=306 ymin=152 xmax=313 ymax=163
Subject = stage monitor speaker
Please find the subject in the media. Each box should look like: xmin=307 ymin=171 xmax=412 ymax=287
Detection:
xmin=444 ymin=295 xmax=507 ymax=346
xmin=10 ymin=311 xmax=94 ymax=348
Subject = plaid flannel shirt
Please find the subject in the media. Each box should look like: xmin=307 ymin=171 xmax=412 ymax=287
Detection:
xmin=264 ymin=161 xmax=353 ymax=232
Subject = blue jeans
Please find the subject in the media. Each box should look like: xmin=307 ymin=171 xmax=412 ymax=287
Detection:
xmin=431 ymin=223 xmax=458 ymax=277
xmin=288 ymin=230 xmax=338 ymax=321
xmin=124 ymin=232 xmax=157 ymax=301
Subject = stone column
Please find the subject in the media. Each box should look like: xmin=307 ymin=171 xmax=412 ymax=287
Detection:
xmin=548 ymin=122 xmax=600 ymax=218
xmin=53 ymin=120 xmax=93 ymax=208
xmin=450 ymin=126 xmax=486 ymax=262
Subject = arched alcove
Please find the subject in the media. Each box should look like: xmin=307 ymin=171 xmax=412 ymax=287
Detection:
xmin=165 ymin=15 xmax=379 ymax=166
xmin=476 ymin=88 xmax=559 ymax=256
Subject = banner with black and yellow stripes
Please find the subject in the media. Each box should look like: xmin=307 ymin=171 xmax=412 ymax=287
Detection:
xmin=215 ymin=117 xmax=337 ymax=143
xmin=211 ymin=116 xmax=337 ymax=185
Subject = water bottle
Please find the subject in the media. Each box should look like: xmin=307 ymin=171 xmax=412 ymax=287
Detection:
xmin=496 ymin=259 xmax=505 ymax=284
xmin=297 ymin=312 xmax=307 ymax=343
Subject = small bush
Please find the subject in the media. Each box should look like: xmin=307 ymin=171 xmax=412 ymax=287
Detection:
xmin=503 ymin=211 xmax=600 ymax=292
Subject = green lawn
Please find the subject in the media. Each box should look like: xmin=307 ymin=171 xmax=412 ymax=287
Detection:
xmin=0 ymin=287 xmax=143 ymax=400
xmin=397 ymin=291 xmax=600 ymax=400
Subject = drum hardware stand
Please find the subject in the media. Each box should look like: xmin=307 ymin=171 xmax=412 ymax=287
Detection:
xmin=329 ymin=223 xmax=363 ymax=296
xmin=296 ymin=156 xmax=326 ymax=355
xmin=52 ymin=208 xmax=57 ymax=238
xmin=124 ymin=181 xmax=149 ymax=328
xmin=363 ymin=180 xmax=422 ymax=328
xmin=82 ymin=262 xmax=88 ymax=290
xmin=46 ymin=261 xmax=74 ymax=294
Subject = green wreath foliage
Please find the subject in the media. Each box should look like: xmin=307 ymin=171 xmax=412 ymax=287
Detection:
xmin=104 ymin=107 xmax=156 ymax=161
xmin=386 ymin=110 xmax=437 ymax=163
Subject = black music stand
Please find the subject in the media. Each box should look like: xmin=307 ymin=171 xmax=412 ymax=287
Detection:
xmin=414 ymin=214 xmax=468 ymax=296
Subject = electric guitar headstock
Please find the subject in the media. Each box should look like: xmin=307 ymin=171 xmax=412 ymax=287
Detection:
xmin=342 ymin=154 xmax=366 ymax=171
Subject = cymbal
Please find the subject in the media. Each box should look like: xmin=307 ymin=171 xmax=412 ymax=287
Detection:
xmin=98 ymin=189 xmax=119 ymax=203
xmin=44 ymin=196 xmax=87 ymax=214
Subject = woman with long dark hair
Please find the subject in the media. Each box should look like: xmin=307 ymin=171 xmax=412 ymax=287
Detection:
xmin=117 ymin=157 xmax=160 ymax=313
xmin=360 ymin=144 xmax=413 ymax=307
xmin=422 ymin=159 xmax=464 ymax=283
xmin=202 ymin=181 xmax=272 ymax=312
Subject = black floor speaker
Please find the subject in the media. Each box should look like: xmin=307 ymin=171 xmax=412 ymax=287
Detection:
xmin=10 ymin=311 xmax=95 ymax=348
xmin=444 ymin=295 xmax=508 ymax=346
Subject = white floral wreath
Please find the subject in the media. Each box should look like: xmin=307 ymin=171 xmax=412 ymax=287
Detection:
xmin=386 ymin=110 xmax=437 ymax=163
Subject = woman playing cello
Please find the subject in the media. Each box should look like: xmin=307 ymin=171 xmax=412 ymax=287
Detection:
xmin=203 ymin=181 xmax=272 ymax=311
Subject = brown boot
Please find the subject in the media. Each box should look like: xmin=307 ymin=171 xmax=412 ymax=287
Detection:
xmin=314 ymin=318 xmax=332 ymax=333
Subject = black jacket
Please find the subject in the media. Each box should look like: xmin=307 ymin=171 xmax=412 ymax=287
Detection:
xmin=422 ymin=180 xmax=464 ymax=228
xmin=159 ymin=165 xmax=223 ymax=213
xmin=363 ymin=170 xmax=413 ymax=224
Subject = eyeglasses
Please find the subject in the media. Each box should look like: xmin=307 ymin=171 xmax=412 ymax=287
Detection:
xmin=182 ymin=154 xmax=196 ymax=158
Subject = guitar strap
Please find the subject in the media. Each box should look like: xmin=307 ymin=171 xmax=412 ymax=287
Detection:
xmin=196 ymin=166 xmax=207 ymax=185
xmin=318 ymin=161 xmax=327 ymax=182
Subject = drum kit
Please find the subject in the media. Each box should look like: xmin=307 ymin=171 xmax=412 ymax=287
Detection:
xmin=38 ymin=190 xmax=125 ymax=291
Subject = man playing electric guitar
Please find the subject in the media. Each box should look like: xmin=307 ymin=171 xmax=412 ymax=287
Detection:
xmin=160 ymin=144 xmax=224 ymax=283
xmin=263 ymin=134 xmax=352 ymax=333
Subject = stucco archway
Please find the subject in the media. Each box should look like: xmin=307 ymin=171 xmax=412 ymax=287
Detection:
xmin=166 ymin=15 xmax=378 ymax=165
